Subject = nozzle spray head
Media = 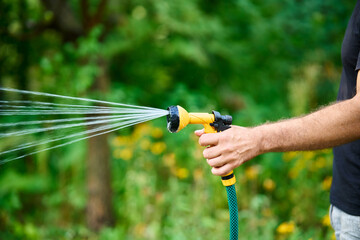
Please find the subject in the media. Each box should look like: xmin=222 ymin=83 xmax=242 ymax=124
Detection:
xmin=167 ymin=105 xmax=180 ymax=133
xmin=167 ymin=105 xmax=190 ymax=133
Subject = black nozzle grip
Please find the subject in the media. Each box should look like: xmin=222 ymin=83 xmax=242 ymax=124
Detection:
xmin=211 ymin=111 xmax=232 ymax=132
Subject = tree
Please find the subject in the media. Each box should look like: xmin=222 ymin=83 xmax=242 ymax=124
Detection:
xmin=40 ymin=0 xmax=114 ymax=231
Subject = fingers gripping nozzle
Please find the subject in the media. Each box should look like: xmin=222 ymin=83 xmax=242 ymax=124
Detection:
xmin=166 ymin=105 xmax=236 ymax=186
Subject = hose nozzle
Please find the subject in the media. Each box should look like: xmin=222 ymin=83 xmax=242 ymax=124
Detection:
xmin=166 ymin=105 xmax=235 ymax=186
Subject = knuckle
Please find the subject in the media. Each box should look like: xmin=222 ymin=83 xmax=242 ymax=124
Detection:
xmin=198 ymin=137 xmax=205 ymax=146
xmin=219 ymin=133 xmax=227 ymax=142
xmin=230 ymin=159 xmax=238 ymax=168
xmin=224 ymin=145 xmax=232 ymax=153
xmin=219 ymin=156 xmax=227 ymax=166
xmin=203 ymin=149 xmax=209 ymax=159
xmin=219 ymin=169 xmax=227 ymax=176
xmin=222 ymin=131 xmax=231 ymax=141
xmin=230 ymin=161 xmax=238 ymax=169
xmin=209 ymin=160 xmax=216 ymax=167
xmin=212 ymin=168 xmax=221 ymax=176
xmin=231 ymin=152 xmax=239 ymax=161
xmin=221 ymin=145 xmax=233 ymax=155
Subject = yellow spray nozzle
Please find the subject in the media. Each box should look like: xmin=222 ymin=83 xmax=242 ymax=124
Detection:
xmin=166 ymin=105 xmax=236 ymax=186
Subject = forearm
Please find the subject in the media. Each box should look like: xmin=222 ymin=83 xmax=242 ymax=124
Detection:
xmin=255 ymin=95 xmax=360 ymax=153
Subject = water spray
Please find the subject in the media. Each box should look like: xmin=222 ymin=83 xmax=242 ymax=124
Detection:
xmin=0 ymin=87 xmax=168 ymax=165
xmin=167 ymin=105 xmax=239 ymax=240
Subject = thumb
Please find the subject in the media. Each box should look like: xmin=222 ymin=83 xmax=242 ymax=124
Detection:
xmin=194 ymin=129 xmax=205 ymax=137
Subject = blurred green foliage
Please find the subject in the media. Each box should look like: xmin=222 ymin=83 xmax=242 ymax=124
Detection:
xmin=0 ymin=0 xmax=354 ymax=239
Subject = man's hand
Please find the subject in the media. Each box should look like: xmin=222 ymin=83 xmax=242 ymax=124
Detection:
xmin=195 ymin=126 xmax=262 ymax=176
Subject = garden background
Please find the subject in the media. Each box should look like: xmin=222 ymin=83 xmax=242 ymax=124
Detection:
xmin=0 ymin=0 xmax=355 ymax=239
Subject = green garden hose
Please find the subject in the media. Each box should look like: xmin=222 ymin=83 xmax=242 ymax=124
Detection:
xmin=226 ymin=185 xmax=239 ymax=240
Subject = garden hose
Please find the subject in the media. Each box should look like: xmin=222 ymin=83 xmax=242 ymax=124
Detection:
xmin=226 ymin=184 xmax=239 ymax=240
xmin=167 ymin=105 xmax=239 ymax=240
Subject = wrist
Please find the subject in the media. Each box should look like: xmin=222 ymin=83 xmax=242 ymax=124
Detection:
xmin=252 ymin=124 xmax=274 ymax=154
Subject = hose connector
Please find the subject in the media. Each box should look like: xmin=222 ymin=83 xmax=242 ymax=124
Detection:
xmin=221 ymin=171 xmax=236 ymax=186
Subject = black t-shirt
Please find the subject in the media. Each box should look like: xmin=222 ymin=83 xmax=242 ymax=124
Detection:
xmin=331 ymin=0 xmax=360 ymax=216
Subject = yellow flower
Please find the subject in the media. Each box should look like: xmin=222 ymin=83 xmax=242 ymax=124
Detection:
xmin=151 ymin=127 xmax=163 ymax=139
xmin=315 ymin=157 xmax=326 ymax=169
xmin=277 ymin=221 xmax=295 ymax=234
xmin=322 ymin=176 xmax=332 ymax=191
xmin=304 ymin=151 xmax=315 ymax=160
xmin=322 ymin=149 xmax=332 ymax=154
xmin=112 ymin=136 xmax=130 ymax=147
xmin=245 ymin=165 xmax=260 ymax=180
xmin=151 ymin=142 xmax=166 ymax=155
xmin=297 ymin=157 xmax=307 ymax=170
xmin=121 ymin=149 xmax=133 ymax=161
xmin=193 ymin=168 xmax=204 ymax=181
xmin=133 ymin=123 xmax=151 ymax=139
xmin=288 ymin=168 xmax=299 ymax=179
xmin=263 ymin=178 xmax=276 ymax=192
xmin=163 ymin=153 xmax=176 ymax=167
xmin=283 ymin=151 xmax=298 ymax=162
xmin=135 ymin=123 xmax=151 ymax=133
xmin=176 ymin=168 xmax=189 ymax=179
xmin=140 ymin=139 xmax=151 ymax=150
xmin=322 ymin=214 xmax=331 ymax=227
xmin=134 ymin=223 xmax=146 ymax=237
xmin=113 ymin=148 xmax=133 ymax=161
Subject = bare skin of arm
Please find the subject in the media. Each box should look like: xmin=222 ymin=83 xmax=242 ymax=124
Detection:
xmin=195 ymin=71 xmax=360 ymax=176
